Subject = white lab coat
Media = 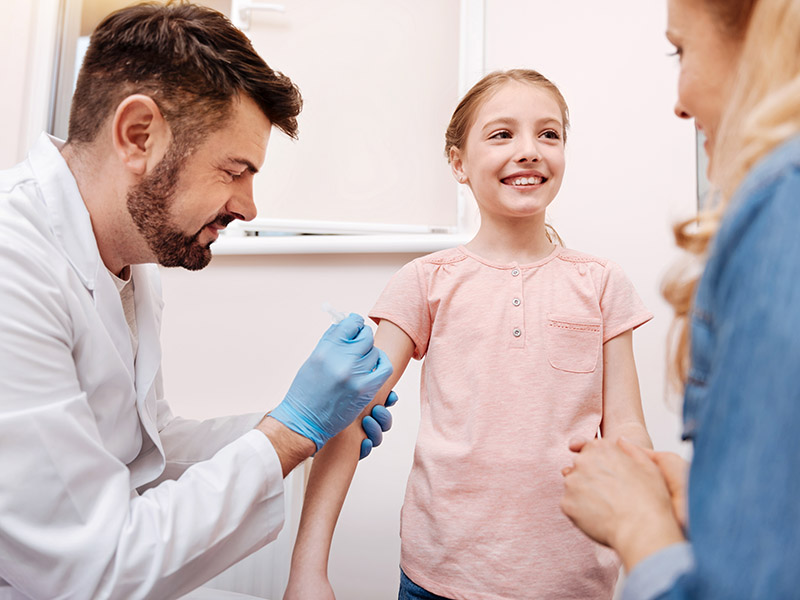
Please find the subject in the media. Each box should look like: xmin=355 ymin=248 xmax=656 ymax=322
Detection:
xmin=0 ymin=134 xmax=286 ymax=599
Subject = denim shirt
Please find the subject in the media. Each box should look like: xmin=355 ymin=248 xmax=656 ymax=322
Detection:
xmin=624 ymin=134 xmax=800 ymax=600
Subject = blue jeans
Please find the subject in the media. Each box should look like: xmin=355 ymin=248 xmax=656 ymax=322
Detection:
xmin=398 ymin=569 xmax=453 ymax=600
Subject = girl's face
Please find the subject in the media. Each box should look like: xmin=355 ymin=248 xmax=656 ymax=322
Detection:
xmin=667 ymin=0 xmax=743 ymax=159
xmin=450 ymin=81 xmax=565 ymax=223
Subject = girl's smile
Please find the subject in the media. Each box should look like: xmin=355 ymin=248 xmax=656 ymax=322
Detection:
xmin=502 ymin=170 xmax=548 ymax=187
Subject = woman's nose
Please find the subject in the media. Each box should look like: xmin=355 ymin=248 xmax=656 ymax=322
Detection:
xmin=674 ymin=99 xmax=691 ymax=120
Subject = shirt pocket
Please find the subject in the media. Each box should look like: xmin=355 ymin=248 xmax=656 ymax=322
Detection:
xmin=545 ymin=314 xmax=602 ymax=373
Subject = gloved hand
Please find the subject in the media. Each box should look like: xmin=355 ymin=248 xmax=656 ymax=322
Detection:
xmin=359 ymin=390 xmax=398 ymax=459
xmin=269 ymin=314 xmax=393 ymax=451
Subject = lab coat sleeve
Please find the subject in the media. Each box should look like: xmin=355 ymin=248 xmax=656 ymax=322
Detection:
xmin=151 ymin=385 xmax=265 ymax=483
xmin=0 ymin=242 xmax=285 ymax=599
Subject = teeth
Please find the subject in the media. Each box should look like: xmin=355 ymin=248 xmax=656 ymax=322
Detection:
xmin=511 ymin=176 xmax=543 ymax=186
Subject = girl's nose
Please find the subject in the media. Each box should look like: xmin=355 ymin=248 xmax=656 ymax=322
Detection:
xmin=516 ymin=142 xmax=541 ymax=163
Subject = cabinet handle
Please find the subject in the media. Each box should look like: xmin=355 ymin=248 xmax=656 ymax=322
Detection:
xmin=231 ymin=0 xmax=286 ymax=31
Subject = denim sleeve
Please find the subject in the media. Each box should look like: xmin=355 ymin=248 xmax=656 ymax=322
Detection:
xmin=621 ymin=543 xmax=694 ymax=600
xmin=664 ymin=164 xmax=800 ymax=598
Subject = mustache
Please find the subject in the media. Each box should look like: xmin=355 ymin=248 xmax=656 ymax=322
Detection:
xmin=210 ymin=213 xmax=236 ymax=229
xmin=196 ymin=213 xmax=236 ymax=238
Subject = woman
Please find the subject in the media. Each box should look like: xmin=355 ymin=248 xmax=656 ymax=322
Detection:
xmin=560 ymin=0 xmax=800 ymax=598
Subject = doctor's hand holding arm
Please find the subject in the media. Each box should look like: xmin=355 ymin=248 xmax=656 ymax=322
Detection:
xmin=258 ymin=313 xmax=393 ymax=476
xmin=283 ymin=320 xmax=416 ymax=600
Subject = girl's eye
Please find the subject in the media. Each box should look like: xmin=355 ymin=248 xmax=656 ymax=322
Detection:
xmin=541 ymin=130 xmax=561 ymax=140
xmin=489 ymin=130 xmax=512 ymax=140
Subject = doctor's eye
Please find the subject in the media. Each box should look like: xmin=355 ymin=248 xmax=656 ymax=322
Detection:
xmin=224 ymin=170 xmax=245 ymax=182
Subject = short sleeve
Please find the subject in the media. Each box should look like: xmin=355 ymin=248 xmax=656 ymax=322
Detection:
xmin=369 ymin=258 xmax=431 ymax=360
xmin=599 ymin=261 xmax=653 ymax=342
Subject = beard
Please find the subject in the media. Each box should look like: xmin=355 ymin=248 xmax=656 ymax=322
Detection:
xmin=126 ymin=144 xmax=232 ymax=271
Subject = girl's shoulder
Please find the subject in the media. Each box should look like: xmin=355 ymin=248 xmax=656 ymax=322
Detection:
xmin=413 ymin=246 xmax=470 ymax=267
xmin=555 ymin=247 xmax=611 ymax=268
xmin=554 ymin=248 xmax=634 ymax=288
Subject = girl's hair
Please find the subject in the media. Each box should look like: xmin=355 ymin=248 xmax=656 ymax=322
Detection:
xmin=663 ymin=0 xmax=800 ymax=389
xmin=444 ymin=69 xmax=570 ymax=245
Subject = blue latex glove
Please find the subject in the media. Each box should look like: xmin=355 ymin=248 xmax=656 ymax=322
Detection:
xmin=269 ymin=314 xmax=393 ymax=451
xmin=359 ymin=390 xmax=398 ymax=459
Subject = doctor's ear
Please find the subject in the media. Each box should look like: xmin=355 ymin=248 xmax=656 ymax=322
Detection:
xmin=449 ymin=147 xmax=467 ymax=184
xmin=112 ymin=95 xmax=170 ymax=176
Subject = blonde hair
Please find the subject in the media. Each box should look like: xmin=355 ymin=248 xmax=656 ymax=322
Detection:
xmin=663 ymin=0 xmax=800 ymax=389
xmin=444 ymin=69 xmax=570 ymax=245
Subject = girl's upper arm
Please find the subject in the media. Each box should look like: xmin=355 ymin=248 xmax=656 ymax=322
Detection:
xmin=600 ymin=329 xmax=652 ymax=447
xmin=365 ymin=318 xmax=417 ymax=414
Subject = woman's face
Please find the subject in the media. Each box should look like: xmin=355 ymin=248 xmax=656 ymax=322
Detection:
xmin=666 ymin=0 xmax=744 ymax=159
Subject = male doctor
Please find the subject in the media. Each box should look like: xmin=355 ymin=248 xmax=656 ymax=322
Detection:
xmin=0 ymin=3 xmax=395 ymax=599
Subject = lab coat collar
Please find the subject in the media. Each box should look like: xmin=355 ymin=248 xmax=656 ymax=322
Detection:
xmin=27 ymin=134 xmax=166 ymax=470
xmin=27 ymin=134 xmax=138 ymax=380
xmin=132 ymin=263 xmax=164 ymax=424
xmin=26 ymin=133 xmax=101 ymax=293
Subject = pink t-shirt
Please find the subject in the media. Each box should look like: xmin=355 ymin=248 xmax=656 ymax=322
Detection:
xmin=370 ymin=245 xmax=653 ymax=600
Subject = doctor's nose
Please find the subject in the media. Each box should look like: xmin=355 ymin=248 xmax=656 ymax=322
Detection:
xmin=227 ymin=183 xmax=258 ymax=222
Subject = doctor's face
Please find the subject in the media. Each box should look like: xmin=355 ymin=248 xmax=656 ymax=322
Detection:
xmin=666 ymin=0 xmax=743 ymax=160
xmin=127 ymin=94 xmax=270 ymax=270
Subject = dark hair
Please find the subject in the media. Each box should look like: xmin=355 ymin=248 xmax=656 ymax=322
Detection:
xmin=67 ymin=1 xmax=302 ymax=149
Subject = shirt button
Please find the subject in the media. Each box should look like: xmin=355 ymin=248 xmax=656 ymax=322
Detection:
xmin=512 ymin=298 xmax=521 ymax=306
xmin=511 ymin=268 xmax=520 ymax=276
xmin=513 ymin=328 xmax=522 ymax=337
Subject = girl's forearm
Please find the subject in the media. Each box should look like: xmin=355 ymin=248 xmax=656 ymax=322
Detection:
xmin=605 ymin=420 xmax=653 ymax=449
xmin=289 ymin=422 xmax=363 ymax=575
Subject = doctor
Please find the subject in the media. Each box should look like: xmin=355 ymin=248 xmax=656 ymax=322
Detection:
xmin=0 ymin=3 xmax=394 ymax=599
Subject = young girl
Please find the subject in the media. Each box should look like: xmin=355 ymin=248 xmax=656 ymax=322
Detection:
xmin=284 ymin=69 xmax=653 ymax=600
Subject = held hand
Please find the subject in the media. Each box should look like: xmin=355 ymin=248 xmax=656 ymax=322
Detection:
xmin=270 ymin=314 xmax=393 ymax=451
xmin=359 ymin=390 xmax=398 ymax=459
xmin=560 ymin=438 xmax=684 ymax=570
xmin=567 ymin=438 xmax=690 ymax=534
xmin=646 ymin=450 xmax=689 ymax=531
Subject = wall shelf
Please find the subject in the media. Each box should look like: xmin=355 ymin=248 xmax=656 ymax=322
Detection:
xmin=212 ymin=233 xmax=472 ymax=255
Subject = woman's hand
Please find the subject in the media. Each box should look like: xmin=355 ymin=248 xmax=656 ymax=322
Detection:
xmin=560 ymin=437 xmax=685 ymax=571
xmin=646 ymin=449 xmax=689 ymax=531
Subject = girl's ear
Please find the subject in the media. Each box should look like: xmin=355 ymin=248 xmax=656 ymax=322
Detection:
xmin=111 ymin=94 xmax=170 ymax=177
xmin=449 ymin=147 xmax=467 ymax=184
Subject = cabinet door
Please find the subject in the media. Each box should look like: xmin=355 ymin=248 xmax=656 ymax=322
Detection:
xmin=241 ymin=0 xmax=461 ymax=230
